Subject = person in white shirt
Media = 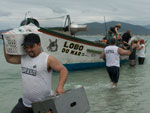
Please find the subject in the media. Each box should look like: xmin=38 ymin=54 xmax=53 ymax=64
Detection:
xmin=100 ymin=38 xmax=131 ymax=87
xmin=137 ymin=39 xmax=145 ymax=65
xmin=3 ymin=33 xmax=68 ymax=113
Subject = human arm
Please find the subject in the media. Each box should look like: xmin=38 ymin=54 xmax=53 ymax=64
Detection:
xmin=115 ymin=27 xmax=119 ymax=35
xmin=3 ymin=38 xmax=21 ymax=64
xmin=118 ymin=47 xmax=131 ymax=55
xmin=100 ymin=50 xmax=105 ymax=59
xmin=122 ymin=41 xmax=128 ymax=44
xmin=47 ymin=56 xmax=68 ymax=96
xmin=136 ymin=45 xmax=143 ymax=50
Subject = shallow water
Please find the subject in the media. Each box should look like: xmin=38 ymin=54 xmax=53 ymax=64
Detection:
xmin=0 ymin=37 xmax=150 ymax=113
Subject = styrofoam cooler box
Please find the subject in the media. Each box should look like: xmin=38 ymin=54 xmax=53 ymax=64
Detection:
xmin=2 ymin=24 xmax=41 ymax=55
xmin=32 ymin=87 xmax=90 ymax=113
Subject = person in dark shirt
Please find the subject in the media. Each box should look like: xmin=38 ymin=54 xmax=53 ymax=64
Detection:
xmin=108 ymin=24 xmax=121 ymax=38
xmin=122 ymin=30 xmax=132 ymax=43
xmin=129 ymin=40 xmax=137 ymax=67
xmin=121 ymin=30 xmax=132 ymax=49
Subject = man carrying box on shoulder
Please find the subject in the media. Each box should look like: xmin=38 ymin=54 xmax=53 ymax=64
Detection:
xmin=3 ymin=33 xmax=68 ymax=113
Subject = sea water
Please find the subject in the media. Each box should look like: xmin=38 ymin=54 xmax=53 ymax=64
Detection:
xmin=0 ymin=36 xmax=150 ymax=113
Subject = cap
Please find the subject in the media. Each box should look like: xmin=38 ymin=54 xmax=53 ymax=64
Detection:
xmin=22 ymin=33 xmax=40 ymax=46
xmin=140 ymin=39 xmax=144 ymax=44
xmin=110 ymin=38 xmax=116 ymax=45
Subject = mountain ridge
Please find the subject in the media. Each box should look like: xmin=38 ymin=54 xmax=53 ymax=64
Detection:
xmin=76 ymin=21 xmax=150 ymax=35
xmin=0 ymin=21 xmax=150 ymax=35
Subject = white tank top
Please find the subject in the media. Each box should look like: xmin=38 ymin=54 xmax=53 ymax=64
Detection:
xmin=21 ymin=52 xmax=52 ymax=107
xmin=104 ymin=45 xmax=120 ymax=67
xmin=137 ymin=44 xmax=145 ymax=58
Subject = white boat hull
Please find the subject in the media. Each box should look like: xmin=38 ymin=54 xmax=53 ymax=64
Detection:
xmin=2 ymin=23 xmax=128 ymax=71
xmin=38 ymin=28 xmax=128 ymax=70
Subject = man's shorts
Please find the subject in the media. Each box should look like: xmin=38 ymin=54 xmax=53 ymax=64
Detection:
xmin=106 ymin=66 xmax=120 ymax=83
xmin=11 ymin=98 xmax=33 ymax=113
xmin=138 ymin=57 xmax=145 ymax=65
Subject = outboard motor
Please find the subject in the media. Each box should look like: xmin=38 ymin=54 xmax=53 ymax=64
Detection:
xmin=70 ymin=23 xmax=88 ymax=35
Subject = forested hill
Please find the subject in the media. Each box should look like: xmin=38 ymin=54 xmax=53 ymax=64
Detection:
xmin=76 ymin=21 xmax=150 ymax=35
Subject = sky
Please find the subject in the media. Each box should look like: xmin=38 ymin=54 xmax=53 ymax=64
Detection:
xmin=0 ymin=0 xmax=150 ymax=29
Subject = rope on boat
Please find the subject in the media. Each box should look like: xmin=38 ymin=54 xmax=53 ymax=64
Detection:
xmin=37 ymin=15 xmax=67 ymax=21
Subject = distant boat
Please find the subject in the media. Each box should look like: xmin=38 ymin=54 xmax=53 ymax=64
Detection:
xmin=2 ymin=14 xmax=128 ymax=71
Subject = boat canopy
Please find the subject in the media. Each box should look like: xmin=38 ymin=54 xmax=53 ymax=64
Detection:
xmin=20 ymin=15 xmax=71 ymax=29
xmin=20 ymin=13 xmax=88 ymax=35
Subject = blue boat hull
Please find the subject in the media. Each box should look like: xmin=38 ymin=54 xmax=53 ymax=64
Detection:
xmin=64 ymin=59 xmax=128 ymax=71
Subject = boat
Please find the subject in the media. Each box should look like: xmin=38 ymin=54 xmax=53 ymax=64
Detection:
xmin=2 ymin=14 xmax=129 ymax=71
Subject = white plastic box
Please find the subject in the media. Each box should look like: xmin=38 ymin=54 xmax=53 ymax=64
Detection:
xmin=3 ymin=33 xmax=26 ymax=55
xmin=32 ymin=87 xmax=90 ymax=113
xmin=2 ymin=25 xmax=40 ymax=55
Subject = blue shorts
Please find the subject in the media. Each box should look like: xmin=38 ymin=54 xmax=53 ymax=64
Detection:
xmin=106 ymin=66 xmax=120 ymax=83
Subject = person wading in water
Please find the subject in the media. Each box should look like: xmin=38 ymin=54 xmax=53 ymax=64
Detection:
xmin=100 ymin=38 xmax=131 ymax=87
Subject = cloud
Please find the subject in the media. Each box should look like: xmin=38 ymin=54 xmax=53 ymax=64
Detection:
xmin=51 ymin=7 xmax=67 ymax=14
xmin=0 ymin=0 xmax=150 ymax=29
xmin=0 ymin=10 xmax=11 ymax=17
